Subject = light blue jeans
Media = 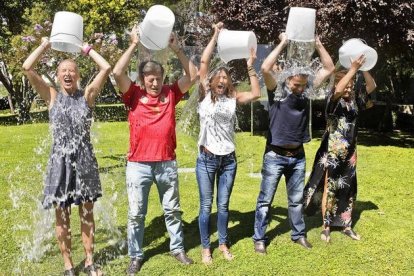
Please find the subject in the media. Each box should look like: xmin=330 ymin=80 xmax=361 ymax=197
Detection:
xmin=253 ymin=150 xmax=306 ymax=242
xmin=196 ymin=150 xmax=237 ymax=248
xmin=126 ymin=160 xmax=184 ymax=259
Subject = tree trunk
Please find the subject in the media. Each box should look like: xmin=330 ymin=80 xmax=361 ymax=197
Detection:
xmin=378 ymin=77 xmax=395 ymax=132
xmin=11 ymin=78 xmax=36 ymax=123
xmin=7 ymin=94 xmax=15 ymax=114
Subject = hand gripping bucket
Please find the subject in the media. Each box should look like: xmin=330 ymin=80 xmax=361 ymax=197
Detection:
xmin=49 ymin=11 xmax=83 ymax=53
xmin=217 ymin=29 xmax=257 ymax=63
xmin=339 ymin=38 xmax=378 ymax=71
xmin=139 ymin=5 xmax=175 ymax=50
xmin=285 ymin=7 xmax=316 ymax=42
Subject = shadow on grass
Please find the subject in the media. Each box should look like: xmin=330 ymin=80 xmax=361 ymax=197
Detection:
xmin=226 ymin=200 xmax=379 ymax=247
xmin=72 ymin=226 xmax=127 ymax=274
xmin=229 ymin=208 xmax=291 ymax=245
xmin=72 ymin=200 xmax=377 ymax=271
xmin=75 ymin=212 xmax=200 ymax=271
xmin=182 ymin=208 xmax=292 ymax=249
xmin=310 ymin=129 xmax=414 ymax=148
xmin=304 ymin=200 xmax=379 ymax=232
xmin=358 ymin=130 xmax=414 ymax=148
xmin=98 ymin=154 xmax=126 ymax=174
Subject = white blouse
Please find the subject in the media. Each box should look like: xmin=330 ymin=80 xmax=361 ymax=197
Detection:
xmin=198 ymin=92 xmax=237 ymax=155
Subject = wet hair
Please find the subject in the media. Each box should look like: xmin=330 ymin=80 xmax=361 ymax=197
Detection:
xmin=334 ymin=69 xmax=349 ymax=85
xmin=286 ymin=73 xmax=309 ymax=82
xmin=138 ymin=60 xmax=164 ymax=81
xmin=57 ymin=59 xmax=79 ymax=75
xmin=200 ymin=66 xmax=235 ymax=103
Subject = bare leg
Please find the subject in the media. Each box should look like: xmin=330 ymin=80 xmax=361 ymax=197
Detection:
xmin=55 ymin=206 xmax=73 ymax=270
xmin=79 ymin=202 xmax=95 ymax=267
xmin=321 ymin=170 xmax=329 ymax=229
xmin=320 ymin=171 xmax=330 ymax=241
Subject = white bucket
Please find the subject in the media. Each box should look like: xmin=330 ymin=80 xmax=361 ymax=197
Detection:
xmin=285 ymin=7 xmax=316 ymax=42
xmin=339 ymin=38 xmax=378 ymax=71
xmin=49 ymin=11 xmax=83 ymax=53
xmin=139 ymin=5 xmax=175 ymax=50
xmin=217 ymin=29 xmax=257 ymax=63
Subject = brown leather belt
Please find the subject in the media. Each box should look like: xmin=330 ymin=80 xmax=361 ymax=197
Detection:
xmin=268 ymin=144 xmax=304 ymax=157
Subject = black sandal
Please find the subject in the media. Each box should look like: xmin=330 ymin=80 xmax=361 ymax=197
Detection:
xmin=84 ymin=264 xmax=102 ymax=276
xmin=63 ymin=268 xmax=75 ymax=276
xmin=342 ymin=229 xmax=361 ymax=240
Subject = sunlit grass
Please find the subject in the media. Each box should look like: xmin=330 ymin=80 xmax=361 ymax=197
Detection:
xmin=1 ymin=122 xmax=413 ymax=275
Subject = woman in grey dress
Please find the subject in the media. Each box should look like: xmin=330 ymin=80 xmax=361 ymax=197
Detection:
xmin=22 ymin=37 xmax=111 ymax=276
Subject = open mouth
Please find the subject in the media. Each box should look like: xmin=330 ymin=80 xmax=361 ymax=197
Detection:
xmin=63 ymin=77 xmax=72 ymax=85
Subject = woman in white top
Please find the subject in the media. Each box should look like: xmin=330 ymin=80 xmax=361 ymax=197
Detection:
xmin=196 ymin=22 xmax=261 ymax=264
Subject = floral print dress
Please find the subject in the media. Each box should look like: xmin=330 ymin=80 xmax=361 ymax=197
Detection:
xmin=303 ymin=81 xmax=368 ymax=227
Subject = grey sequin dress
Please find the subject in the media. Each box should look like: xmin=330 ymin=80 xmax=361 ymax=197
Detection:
xmin=42 ymin=90 xmax=102 ymax=209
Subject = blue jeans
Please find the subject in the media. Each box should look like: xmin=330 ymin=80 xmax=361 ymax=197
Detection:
xmin=196 ymin=150 xmax=237 ymax=248
xmin=126 ymin=161 xmax=184 ymax=259
xmin=253 ymin=150 xmax=306 ymax=242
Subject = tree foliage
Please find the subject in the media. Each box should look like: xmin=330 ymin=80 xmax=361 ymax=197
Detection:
xmin=0 ymin=0 xmax=160 ymax=121
xmin=208 ymin=0 xmax=414 ymax=102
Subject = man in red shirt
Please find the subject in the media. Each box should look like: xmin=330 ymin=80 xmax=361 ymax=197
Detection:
xmin=113 ymin=25 xmax=197 ymax=274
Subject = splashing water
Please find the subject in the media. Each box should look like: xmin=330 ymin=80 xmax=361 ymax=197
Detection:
xmin=8 ymin=119 xmax=126 ymax=272
xmin=16 ymin=202 xmax=55 ymax=263
xmin=273 ymin=40 xmax=331 ymax=100
xmin=7 ymin=134 xmax=54 ymax=269
xmin=286 ymin=40 xmax=315 ymax=65
xmin=177 ymin=84 xmax=201 ymax=139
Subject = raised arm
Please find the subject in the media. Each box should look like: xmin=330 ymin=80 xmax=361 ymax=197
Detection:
xmin=333 ymin=54 xmax=365 ymax=101
xmin=261 ymin=33 xmax=288 ymax=91
xmin=169 ymin=33 xmax=198 ymax=93
xmin=112 ymin=25 xmax=139 ymax=94
xmin=313 ymin=36 xmax=335 ymax=89
xmin=84 ymin=45 xmax=112 ymax=107
xmin=199 ymin=22 xmax=224 ymax=90
xmin=22 ymin=37 xmax=55 ymax=107
xmin=236 ymin=49 xmax=261 ymax=104
xmin=362 ymin=71 xmax=377 ymax=94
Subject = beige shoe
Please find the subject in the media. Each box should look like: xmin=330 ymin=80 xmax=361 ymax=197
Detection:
xmin=201 ymin=249 xmax=213 ymax=265
xmin=220 ymin=249 xmax=234 ymax=261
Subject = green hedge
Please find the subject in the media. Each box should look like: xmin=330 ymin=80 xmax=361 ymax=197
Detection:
xmin=93 ymin=104 xmax=127 ymax=122
xmin=0 ymin=103 xmax=185 ymax=125
xmin=1 ymin=101 xmax=407 ymax=131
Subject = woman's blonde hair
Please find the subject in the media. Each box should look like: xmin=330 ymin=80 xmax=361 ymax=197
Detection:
xmin=199 ymin=67 xmax=235 ymax=103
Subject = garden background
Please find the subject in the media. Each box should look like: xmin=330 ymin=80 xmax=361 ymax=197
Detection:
xmin=1 ymin=0 xmax=413 ymax=275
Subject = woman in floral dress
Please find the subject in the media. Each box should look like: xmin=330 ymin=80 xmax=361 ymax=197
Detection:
xmin=303 ymin=54 xmax=376 ymax=242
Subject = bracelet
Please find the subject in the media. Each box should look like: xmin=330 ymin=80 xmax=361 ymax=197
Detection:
xmin=248 ymin=65 xmax=257 ymax=77
xmin=82 ymin=45 xmax=92 ymax=56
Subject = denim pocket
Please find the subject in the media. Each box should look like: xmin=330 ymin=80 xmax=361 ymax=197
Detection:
xmin=265 ymin=150 xmax=278 ymax=160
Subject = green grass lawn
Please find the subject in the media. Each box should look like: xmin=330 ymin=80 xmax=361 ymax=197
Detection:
xmin=1 ymin=122 xmax=413 ymax=275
